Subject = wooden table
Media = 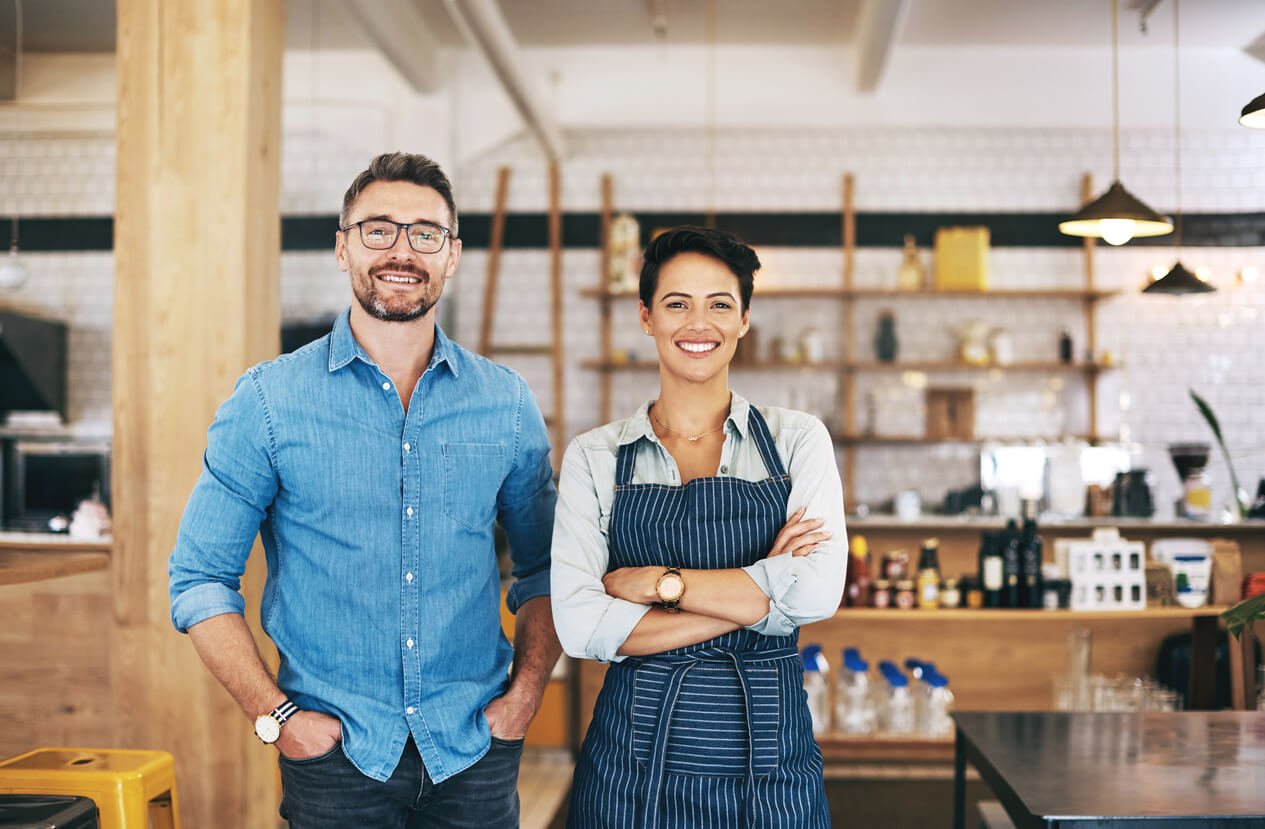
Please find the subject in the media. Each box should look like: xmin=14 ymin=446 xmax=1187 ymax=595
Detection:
xmin=952 ymin=711 xmax=1265 ymax=828
xmin=0 ymin=534 xmax=110 ymax=586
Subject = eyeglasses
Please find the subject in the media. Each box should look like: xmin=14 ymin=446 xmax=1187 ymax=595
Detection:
xmin=341 ymin=219 xmax=452 ymax=254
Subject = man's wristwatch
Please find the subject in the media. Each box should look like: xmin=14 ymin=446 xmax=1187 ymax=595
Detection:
xmin=655 ymin=567 xmax=685 ymax=613
xmin=254 ymin=699 xmax=299 ymax=744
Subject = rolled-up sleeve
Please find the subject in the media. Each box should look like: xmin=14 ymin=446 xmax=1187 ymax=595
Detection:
xmin=498 ymin=378 xmax=559 ymax=614
xmin=169 ymin=371 xmax=280 ymax=633
xmin=550 ymin=439 xmax=650 ymax=662
xmin=742 ymin=416 xmax=848 ymax=636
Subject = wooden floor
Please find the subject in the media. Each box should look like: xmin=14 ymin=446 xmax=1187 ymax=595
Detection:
xmin=519 ymin=747 xmax=573 ymax=829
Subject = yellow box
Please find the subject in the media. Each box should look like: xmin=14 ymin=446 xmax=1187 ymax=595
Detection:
xmin=0 ymin=748 xmax=180 ymax=829
xmin=934 ymin=226 xmax=990 ymax=291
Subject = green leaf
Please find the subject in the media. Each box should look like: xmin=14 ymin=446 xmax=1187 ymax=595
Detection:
xmin=1189 ymin=389 xmax=1246 ymax=517
xmin=1221 ymin=593 xmax=1265 ymax=640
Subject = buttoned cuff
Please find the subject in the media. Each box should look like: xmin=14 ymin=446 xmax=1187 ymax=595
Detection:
xmin=170 ymin=581 xmax=247 ymax=633
xmin=741 ymin=555 xmax=800 ymax=636
xmin=505 ymin=570 xmax=551 ymax=614
xmin=585 ymin=598 xmax=653 ymax=663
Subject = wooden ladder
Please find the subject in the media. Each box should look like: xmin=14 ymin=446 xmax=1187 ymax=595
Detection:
xmin=478 ymin=165 xmax=566 ymax=466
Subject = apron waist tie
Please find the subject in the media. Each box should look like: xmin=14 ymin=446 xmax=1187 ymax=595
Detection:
xmin=636 ymin=646 xmax=799 ymax=829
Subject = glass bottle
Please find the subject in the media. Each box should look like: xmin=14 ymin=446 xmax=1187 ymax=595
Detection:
xmin=1020 ymin=518 xmax=1044 ymax=609
xmin=836 ymin=648 xmax=876 ymax=735
xmin=979 ymin=532 xmax=1004 ymax=608
xmin=801 ymin=644 xmax=831 ymax=735
xmin=896 ymin=234 xmax=925 ymax=290
xmin=1001 ymin=519 xmax=1022 ymax=608
xmin=917 ymin=538 xmax=942 ymax=609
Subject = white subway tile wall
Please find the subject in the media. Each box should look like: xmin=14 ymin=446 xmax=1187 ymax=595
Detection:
xmin=3 ymin=126 xmax=1263 ymax=515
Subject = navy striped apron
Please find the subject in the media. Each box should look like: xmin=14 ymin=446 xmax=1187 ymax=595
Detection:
xmin=569 ymin=407 xmax=830 ymax=828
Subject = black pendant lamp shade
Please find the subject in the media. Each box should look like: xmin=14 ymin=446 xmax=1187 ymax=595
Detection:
xmin=1240 ymin=92 xmax=1265 ymax=128
xmin=1143 ymin=261 xmax=1214 ymax=295
xmin=1058 ymin=180 xmax=1174 ymax=244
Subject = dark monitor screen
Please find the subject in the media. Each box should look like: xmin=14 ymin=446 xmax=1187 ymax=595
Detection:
xmin=23 ymin=452 xmax=109 ymax=513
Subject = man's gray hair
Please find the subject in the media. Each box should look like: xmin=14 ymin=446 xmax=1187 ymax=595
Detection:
xmin=340 ymin=152 xmax=459 ymax=237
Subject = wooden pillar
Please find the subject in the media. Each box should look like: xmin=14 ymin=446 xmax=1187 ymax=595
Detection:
xmin=113 ymin=1 xmax=283 ymax=827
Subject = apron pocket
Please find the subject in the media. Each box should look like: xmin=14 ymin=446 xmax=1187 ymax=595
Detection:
xmin=632 ymin=659 xmax=781 ymax=777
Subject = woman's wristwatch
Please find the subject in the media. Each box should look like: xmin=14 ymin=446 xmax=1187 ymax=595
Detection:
xmin=655 ymin=567 xmax=685 ymax=612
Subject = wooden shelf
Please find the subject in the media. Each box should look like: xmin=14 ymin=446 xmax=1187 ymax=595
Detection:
xmin=581 ymin=359 xmax=851 ymax=372
xmin=582 ymin=359 xmax=1112 ymax=373
xmin=847 ymin=360 xmax=1110 ymax=373
xmin=833 ymin=606 xmax=1227 ymax=622
xmin=581 ymin=287 xmax=1119 ymax=301
xmin=834 ymin=433 xmax=1101 ymax=446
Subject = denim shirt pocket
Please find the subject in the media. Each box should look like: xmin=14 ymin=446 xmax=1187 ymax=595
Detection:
xmin=441 ymin=443 xmax=507 ymax=531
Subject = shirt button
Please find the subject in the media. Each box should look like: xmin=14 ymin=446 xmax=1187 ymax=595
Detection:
xmin=406 ymin=572 xmax=414 ymax=583
xmin=382 ymin=381 xmax=391 ymax=391
xmin=406 ymin=506 xmax=414 ymax=517
xmin=404 ymin=442 xmax=411 ymax=452
xmin=406 ymin=638 xmax=414 ymax=649
xmin=720 ymin=465 xmax=729 ymax=474
xmin=406 ymin=706 xmax=415 ymax=715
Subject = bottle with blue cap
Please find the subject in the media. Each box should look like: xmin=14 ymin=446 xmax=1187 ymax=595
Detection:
xmin=800 ymin=644 xmax=831 ymax=735
xmin=920 ymin=669 xmax=955 ymax=738
xmin=835 ymin=647 xmax=876 ymax=735
xmin=877 ymin=660 xmax=915 ymax=735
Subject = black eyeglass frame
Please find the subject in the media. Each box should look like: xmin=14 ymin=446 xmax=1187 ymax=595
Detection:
xmin=340 ymin=219 xmax=454 ymax=254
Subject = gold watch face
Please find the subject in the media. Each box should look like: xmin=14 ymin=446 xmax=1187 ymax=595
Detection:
xmin=255 ymin=714 xmax=281 ymax=744
xmin=658 ymin=573 xmax=685 ymax=602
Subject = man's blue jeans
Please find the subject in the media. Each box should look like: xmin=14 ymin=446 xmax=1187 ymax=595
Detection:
xmin=278 ymin=736 xmax=522 ymax=828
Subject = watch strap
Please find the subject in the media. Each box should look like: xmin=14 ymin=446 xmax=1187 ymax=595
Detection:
xmin=269 ymin=698 xmax=299 ymax=727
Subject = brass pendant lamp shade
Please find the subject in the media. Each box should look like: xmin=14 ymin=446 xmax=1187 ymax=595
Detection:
xmin=1060 ymin=0 xmax=1172 ymax=246
xmin=1143 ymin=261 xmax=1213 ymax=295
xmin=1240 ymin=92 xmax=1265 ymax=128
xmin=1058 ymin=180 xmax=1173 ymax=244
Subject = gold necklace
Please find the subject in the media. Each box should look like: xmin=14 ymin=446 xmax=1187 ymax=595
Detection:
xmin=652 ymin=408 xmax=725 ymax=442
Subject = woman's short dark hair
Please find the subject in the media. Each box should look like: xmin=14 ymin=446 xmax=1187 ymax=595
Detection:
xmin=638 ymin=226 xmax=760 ymax=311
xmin=340 ymin=152 xmax=459 ymax=237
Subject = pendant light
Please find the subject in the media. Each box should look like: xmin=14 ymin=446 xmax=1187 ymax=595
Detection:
xmin=1060 ymin=0 xmax=1172 ymax=246
xmin=1144 ymin=0 xmax=1212 ymax=295
xmin=1240 ymin=91 xmax=1265 ymax=128
xmin=0 ymin=0 xmax=28 ymax=290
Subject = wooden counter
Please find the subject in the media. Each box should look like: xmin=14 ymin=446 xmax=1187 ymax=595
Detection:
xmin=0 ymin=533 xmax=111 ymax=586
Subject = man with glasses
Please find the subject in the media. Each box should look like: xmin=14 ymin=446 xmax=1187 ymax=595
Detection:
xmin=168 ymin=152 xmax=561 ymax=828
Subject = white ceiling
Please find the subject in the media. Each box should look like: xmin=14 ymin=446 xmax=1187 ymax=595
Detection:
xmin=12 ymin=0 xmax=1265 ymax=54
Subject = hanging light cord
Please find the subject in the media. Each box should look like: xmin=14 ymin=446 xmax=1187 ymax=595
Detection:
xmin=1172 ymin=0 xmax=1183 ymax=251
xmin=1111 ymin=0 xmax=1120 ymax=181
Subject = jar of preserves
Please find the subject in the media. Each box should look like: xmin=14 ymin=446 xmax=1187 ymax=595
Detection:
xmin=894 ymin=579 xmax=917 ymax=610
xmin=872 ymin=579 xmax=892 ymax=609
xmin=940 ymin=577 xmax=962 ymax=609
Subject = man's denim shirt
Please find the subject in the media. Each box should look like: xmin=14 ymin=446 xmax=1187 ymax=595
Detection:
xmin=169 ymin=310 xmax=557 ymax=783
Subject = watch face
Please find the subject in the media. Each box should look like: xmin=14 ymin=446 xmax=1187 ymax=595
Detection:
xmin=658 ymin=574 xmax=684 ymax=602
xmin=255 ymin=714 xmax=281 ymax=744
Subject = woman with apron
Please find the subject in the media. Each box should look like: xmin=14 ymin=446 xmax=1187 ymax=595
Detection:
xmin=551 ymin=226 xmax=848 ymax=827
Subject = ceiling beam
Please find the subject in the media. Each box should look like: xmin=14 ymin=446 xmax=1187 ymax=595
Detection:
xmin=341 ymin=0 xmax=441 ymax=94
xmin=444 ymin=0 xmax=567 ymax=161
xmin=855 ymin=0 xmax=911 ymax=94
xmin=0 ymin=0 xmax=17 ymax=101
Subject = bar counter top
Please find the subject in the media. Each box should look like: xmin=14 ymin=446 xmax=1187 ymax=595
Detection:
xmin=0 ymin=532 xmax=111 ymax=585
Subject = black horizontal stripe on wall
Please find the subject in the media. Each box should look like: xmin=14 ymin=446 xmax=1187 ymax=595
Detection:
xmin=14 ymin=211 xmax=1265 ymax=252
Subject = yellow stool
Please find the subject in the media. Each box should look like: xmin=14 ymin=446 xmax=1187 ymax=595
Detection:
xmin=0 ymin=748 xmax=180 ymax=829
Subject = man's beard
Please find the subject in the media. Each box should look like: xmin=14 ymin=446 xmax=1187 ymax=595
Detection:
xmin=354 ymin=263 xmax=441 ymax=322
